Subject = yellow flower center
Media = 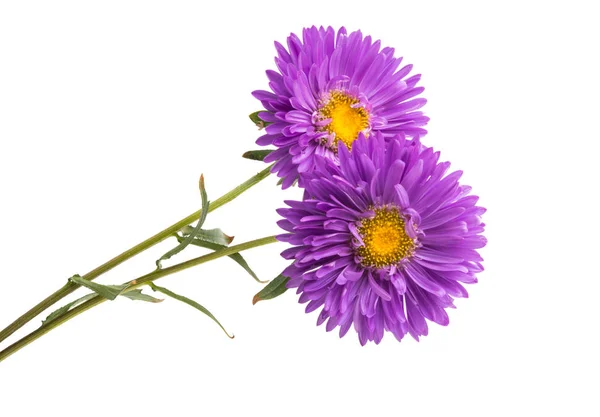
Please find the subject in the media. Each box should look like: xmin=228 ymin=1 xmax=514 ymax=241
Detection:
xmin=356 ymin=208 xmax=415 ymax=268
xmin=318 ymin=91 xmax=369 ymax=150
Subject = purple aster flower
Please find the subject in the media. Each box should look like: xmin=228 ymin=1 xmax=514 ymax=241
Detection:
xmin=276 ymin=133 xmax=486 ymax=345
xmin=252 ymin=26 xmax=429 ymax=188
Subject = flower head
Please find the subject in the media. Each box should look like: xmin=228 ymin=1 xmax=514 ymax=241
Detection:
xmin=253 ymin=26 xmax=429 ymax=188
xmin=277 ymin=133 xmax=486 ymax=345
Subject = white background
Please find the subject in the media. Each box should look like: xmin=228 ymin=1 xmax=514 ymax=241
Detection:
xmin=0 ymin=1 xmax=598 ymax=416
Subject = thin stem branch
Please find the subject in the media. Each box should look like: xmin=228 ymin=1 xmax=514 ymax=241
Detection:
xmin=0 ymin=166 xmax=272 ymax=345
xmin=0 ymin=235 xmax=278 ymax=363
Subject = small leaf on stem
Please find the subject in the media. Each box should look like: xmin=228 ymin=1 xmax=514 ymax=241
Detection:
xmin=178 ymin=236 xmax=266 ymax=283
xmin=68 ymin=275 xmax=162 ymax=304
xmin=180 ymin=226 xmax=234 ymax=246
xmin=242 ymin=149 xmax=274 ymax=161
xmin=248 ymin=111 xmax=272 ymax=129
xmin=42 ymin=293 xmax=97 ymax=325
xmin=156 ymin=174 xmax=210 ymax=269
xmin=121 ymin=289 xmax=163 ymax=303
xmin=149 ymin=283 xmax=234 ymax=339
xmin=69 ymin=275 xmax=125 ymax=300
xmin=252 ymin=274 xmax=290 ymax=305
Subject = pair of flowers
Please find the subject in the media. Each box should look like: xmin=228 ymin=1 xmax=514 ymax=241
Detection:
xmin=253 ymin=27 xmax=486 ymax=345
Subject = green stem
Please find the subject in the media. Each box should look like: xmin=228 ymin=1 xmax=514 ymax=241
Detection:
xmin=0 ymin=235 xmax=278 ymax=363
xmin=0 ymin=166 xmax=272 ymax=345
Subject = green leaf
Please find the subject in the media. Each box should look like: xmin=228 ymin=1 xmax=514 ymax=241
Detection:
xmin=242 ymin=149 xmax=274 ymax=161
xmin=149 ymin=282 xmax=234 ymax=339
xmin=68 ymin=275 xmax=162 ymax=304
xmin=42 ymin=293 xmax=97 ymax=326
xmin=179 ymin=236 xmax=266 ymax=283
xmin=249 ymin=111 xmax=272 ymax=129
xmin=121 ymin=289 xmax=163 ymax=303
xmin=252 ymin=274 xmax=290 ymax=305
xmin=180 ymin=226 xmax=234 ymax=246
xmin=156 ymin=175 xmax=210 ymax=269
xmin=69 ymin=275 xmax=125 ymax=301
